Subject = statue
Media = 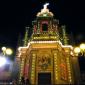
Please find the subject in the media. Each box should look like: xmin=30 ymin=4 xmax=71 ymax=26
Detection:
xmin=43 ymin=3 xmax=49 ymax=10
xmin=37 ymin=3 xmax=53 ymax=16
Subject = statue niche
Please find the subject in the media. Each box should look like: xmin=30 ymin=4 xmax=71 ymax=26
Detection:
xmin=42 ymin=23 xmax=48 ymax=31
xmin=38 ymin=54 xmax=51 ymax=70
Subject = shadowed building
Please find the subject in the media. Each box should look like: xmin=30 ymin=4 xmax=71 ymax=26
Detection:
xmin=17 ymin=3 xmax=81 ymax=85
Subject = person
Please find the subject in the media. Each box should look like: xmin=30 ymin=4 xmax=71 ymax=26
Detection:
xmin=21 ymin=76 xmax=25 ymax=85
xmin=25 ymin=78 xmax=30 ymax=85
xmin=12 ymin=79 xmax=17 ymax=85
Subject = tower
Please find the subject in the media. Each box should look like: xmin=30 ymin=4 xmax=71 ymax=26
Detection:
xmin=17 ymin=3 xmax=81 ymax=85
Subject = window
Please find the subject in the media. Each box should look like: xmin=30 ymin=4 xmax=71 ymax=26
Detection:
xmin=42 ymin=23 xmax=48 ymax=31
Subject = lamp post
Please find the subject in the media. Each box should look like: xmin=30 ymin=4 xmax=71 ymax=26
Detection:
xmin=1 ymin=47 xmax=13 ymax=56
xmin=73 ymin=43 xmax=85 ymax=84
xmin=74 ymin=43 xmax=85 ymax=56
xmin=0 ymin=47 xmax=13 ymax=84
xmin=74 ymin=43 xmax=85 ymax=84
xmin=80 ymin=43 xmax=85 ymax=56
xmin=74 ymin=47 xmax=81 ymax=56
xmin=2 ymin=47 xmax=6 ymax=55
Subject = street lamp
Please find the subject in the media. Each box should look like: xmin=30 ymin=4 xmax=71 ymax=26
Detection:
xmin=74 ymin=47 xmax=81 ymax=56
xmin=80 ymin=43 xmax=85 ymax=55
xmin=1 ymin=47 xmax=13 ymax=56
xmin=74 ymin=43 xmax=85 ymax=56
xmin=2 ymin=47 xmax=6 ymax=55
xmin=6 ymin=48 xmax=13 ymax=55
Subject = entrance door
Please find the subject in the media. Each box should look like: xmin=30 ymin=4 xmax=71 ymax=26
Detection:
xmin=38 ymin=73 xmax=51 ymax=85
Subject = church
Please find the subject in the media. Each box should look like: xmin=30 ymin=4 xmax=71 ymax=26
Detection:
xmin=17 ymin=3 xmax=81 ymax=85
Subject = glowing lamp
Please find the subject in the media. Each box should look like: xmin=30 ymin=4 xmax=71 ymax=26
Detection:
xmin=2 ymin=47 xmax=6 ymax=51
xmin=0 ymin=57 xmax=6 ymax=67
xmin=80 ymin=43 xmax=85 ymax=51
xmin=6 ymin=48 xmax=13 ymax=55
xmin=74 ymin=47 xmax=80 ymax=54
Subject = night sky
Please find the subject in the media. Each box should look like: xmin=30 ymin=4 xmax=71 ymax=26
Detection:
xmin=0 ymin=0 xmax=85 ymax=51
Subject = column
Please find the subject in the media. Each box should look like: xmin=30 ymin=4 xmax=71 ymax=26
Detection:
xmin=30 ymin=53 xmax=36 ymax=84
xmin=54 ymin=52 xmax=58 ymax=84
xmin=19 ymin=57 xmax=25 ymax=83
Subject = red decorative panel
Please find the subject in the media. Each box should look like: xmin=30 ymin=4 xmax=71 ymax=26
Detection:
xmin=34 ymin=25 xmax=37 ymax=33
xmin=60 ymin=59 xmax=68 ymax=81
xmin=41 ymin=21 xmax=48 ymax=24
xmin=24 ymin=64 xmax=29 ymax=79
xmin=40 ymin=21 xmax=48 ymax=32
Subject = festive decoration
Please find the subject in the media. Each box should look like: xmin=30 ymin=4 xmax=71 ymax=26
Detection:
xmin=37 ymin=3 xmax=53 ymax=17
xmin=23 ymin=27 xmax=29 ymax=46
xmin=38 ymin=55 xmax=51 ymax=70
xmin=17 ymin=3 xmax=81 ymax=85
xmin=61 ymin=25 xmax=69 ymax=45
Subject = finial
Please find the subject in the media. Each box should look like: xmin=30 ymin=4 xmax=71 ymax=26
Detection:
xmin=43 ymin=3 xmax=49 ymax=10
xmin=37 ymin=3 xmax=53 ymax=17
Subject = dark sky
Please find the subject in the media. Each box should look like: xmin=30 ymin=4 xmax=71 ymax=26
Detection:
xmin=0 ymin=0 xmax=85 ymax=51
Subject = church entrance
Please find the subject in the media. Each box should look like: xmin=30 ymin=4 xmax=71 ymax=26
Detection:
xmin=38 ymin=73 xmax=51 ymax=85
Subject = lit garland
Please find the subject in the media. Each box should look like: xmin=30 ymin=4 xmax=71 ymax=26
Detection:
xmin=30 ymin=54 xmax=36 ymax=84
xmin=66 ymin=57 xmax=72 ymax=82
xmin=54 ymin=53 xmax=58 ymax=80
xmin=19 ymin=58 xmax=25 ymax=82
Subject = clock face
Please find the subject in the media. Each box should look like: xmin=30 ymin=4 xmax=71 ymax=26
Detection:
xmin=38 ymin=55 xmax=51 ymax=70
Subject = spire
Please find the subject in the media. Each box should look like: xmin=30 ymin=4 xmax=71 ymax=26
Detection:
xmin=61 ymin=25 xmax=69 ymax=45
xmin=17 ymin=33 xmax=23 ymax=47
xmin=23 ymin=27 xmax=29 ymax=46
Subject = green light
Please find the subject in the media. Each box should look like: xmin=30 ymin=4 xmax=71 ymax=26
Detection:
xmin=43 ymin=14 xmax=47 ymax=16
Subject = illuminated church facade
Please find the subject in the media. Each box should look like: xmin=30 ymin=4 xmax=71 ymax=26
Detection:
xmin=17 ymin=3 xmax=81 ymax=85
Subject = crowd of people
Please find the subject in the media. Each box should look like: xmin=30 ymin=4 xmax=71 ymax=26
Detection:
xmin=12 ymin=77 xmax=30 ymax=85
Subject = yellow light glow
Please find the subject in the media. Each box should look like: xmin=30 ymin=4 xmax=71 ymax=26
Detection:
xmin=80 ymin=43 xmax=85 ymax=51
xmin=56 ymin=68 xmax=58 ymax=70
xmin=2 ymin=47 xmax=6 ymax=51
xmin=69 ymin=79 xmax=72 ymax=82
xmin=6 ymin=48 xmax=13 ymax=55
xmin=74 ymin=47 xmax=80 ymax=54
xmin=56 ymin=77 xmax=58 ymax=79
xmin=43 ymin=14 xmax=47 ymax=16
